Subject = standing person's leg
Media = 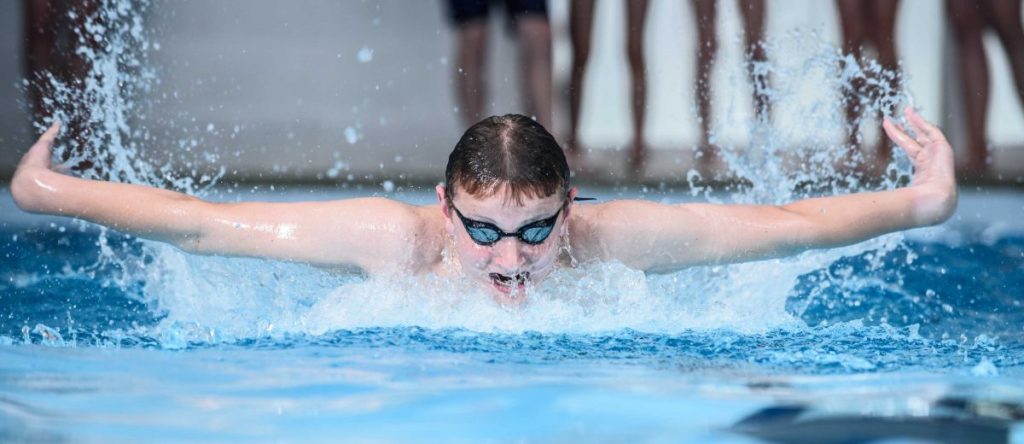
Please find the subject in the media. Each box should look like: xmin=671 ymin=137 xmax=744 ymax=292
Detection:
xmin=947 ymin=0 xmax=991 ymax=177
xmin=568 ymin=0 xmax=595 ymax=163
xmin=985 ymin=0 xmax=1024 ymax=109
xmin=449 ymin=1 xmax=491 ymax=128
xmin=515 ymin=17 xmax=553 ymax=130
xmin=691 ymin=0 xmax=718 ymax=171
xmin=836 ymin=0 xmax=867 ymax=152
xmin=738 ymin=0 xmax=768 ymax=123
xmin=65 ymin=0 xmax=101 ymax=162
xmin=510 ymin=0 xmax=553 ymax=131
xmin=23 ymin=0 xmax=57 ymax=124
xmin=67 ymin=0 xmax=99 ymax=85
xmin=626 ymin=0 xmax=650 ymax=175
xmin=867 ymin=0 xmax=901 ymax=166
xmin=455 ymin=20 xmax=489 ymax=127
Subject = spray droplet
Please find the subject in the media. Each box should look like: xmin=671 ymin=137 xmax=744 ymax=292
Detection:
xmin=344 ymin=127 xmax=359 ymax=144
xmin=357 ymin=47 xmax=374 ymax=63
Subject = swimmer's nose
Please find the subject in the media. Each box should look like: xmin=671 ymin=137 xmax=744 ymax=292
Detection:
xmin=492 ymin=238 xmax=525 ymax=271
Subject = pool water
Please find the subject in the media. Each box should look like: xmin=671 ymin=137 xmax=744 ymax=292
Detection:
xmin=1 ymin=188 xmax=1022 ymax=443
xmin=6 ymin=0 xmax=1024 ymax=440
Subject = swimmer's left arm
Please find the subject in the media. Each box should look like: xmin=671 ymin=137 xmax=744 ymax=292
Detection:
xmin=582 ymin=107 xmax=957 ymax=272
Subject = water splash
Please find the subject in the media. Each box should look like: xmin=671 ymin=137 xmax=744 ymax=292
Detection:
xmin=690 ymin=31 xmax=913 ymax=204
xmin=34 ymin=0 xmax=222 ymax=193
xmin=25 ymin=0 xmax=224 ymax=308
xmin=13 ymin=4 xmax=940 ymax=347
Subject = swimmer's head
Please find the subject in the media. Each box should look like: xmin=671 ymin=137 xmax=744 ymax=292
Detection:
xmin=438 ymin=115 xmax=575 ymax=304
xmin=444 ymin=114 xmax=569 ymax=205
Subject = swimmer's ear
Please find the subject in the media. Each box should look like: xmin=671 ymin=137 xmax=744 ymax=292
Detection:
xmin=565 ymin=187 xmax=579 ymax=215
xmin=435 ymin=184 xmax=452 ymax=219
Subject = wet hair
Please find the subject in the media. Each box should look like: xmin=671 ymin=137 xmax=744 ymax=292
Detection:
xmin=444 ymin=114 xmax=569 ymax=206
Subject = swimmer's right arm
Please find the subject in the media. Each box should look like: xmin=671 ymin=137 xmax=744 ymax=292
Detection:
xmin=12 ymin=123 xmax=204 ymax=241
xmin=11 ymin=123 xmax=443 ymax=272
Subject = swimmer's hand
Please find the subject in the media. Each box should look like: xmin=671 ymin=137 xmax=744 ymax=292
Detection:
xmin=18 ymin=121 xmax=60 ymax=170
xmin=10 ymin=122 xmax=434 ymax=273
xmin=580 ymin=107 xmax=959 ymax=273
xmin=883 ymin=107 xmax=958 ymax=225
xmin=11 ymin=122 xmax=62 ymax=213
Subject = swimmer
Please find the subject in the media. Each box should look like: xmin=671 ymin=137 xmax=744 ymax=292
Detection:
xmin=11 ymin=108 xmax=956 ymax=304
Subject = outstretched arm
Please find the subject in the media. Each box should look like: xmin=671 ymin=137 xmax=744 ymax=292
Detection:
xmin=11 ymin=123 xmax=442 ymax=272
xmin=579 ymin=107 xmax=957 ymax=272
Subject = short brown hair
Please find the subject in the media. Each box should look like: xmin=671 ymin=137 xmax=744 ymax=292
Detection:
xmin=444 ymin=114 xmax=569 ymax=206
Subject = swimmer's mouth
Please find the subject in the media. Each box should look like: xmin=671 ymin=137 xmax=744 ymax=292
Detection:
xmin=489 ymin=272 xmax=529 ymax=292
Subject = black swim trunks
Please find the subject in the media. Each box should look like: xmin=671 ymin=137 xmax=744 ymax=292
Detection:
xmin=446 ymin=0 xmax=548 ymax=25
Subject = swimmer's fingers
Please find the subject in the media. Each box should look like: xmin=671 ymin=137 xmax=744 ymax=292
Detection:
xmin=904 ymin=107 xmax=947 ymax=146
xmin=882 ymin=117 xmax=922 ymax=159
xmin=19 ymin=121 xmax=61 ymax=170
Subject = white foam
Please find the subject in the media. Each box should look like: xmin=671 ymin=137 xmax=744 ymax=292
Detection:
xmin=31 ymin=2 xmax=935 ymax=344
xmin=137 ymin=231 xmax=904 ymax=340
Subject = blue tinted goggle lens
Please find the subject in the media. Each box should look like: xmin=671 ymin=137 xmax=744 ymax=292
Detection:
xmin=453 ymin=205 xmax=561 ymax=246
xmin=466 ymin=225 xmax=502 ymax=244
xmin=520 ymin=225 xmax=554 ymax=244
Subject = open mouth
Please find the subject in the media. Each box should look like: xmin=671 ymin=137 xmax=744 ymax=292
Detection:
xmin=489 ymin=272 xmax=529 ymax=293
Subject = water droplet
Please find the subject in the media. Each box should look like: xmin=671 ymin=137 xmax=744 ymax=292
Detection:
xmin=357 ymin=47 xmax=374 ymax=63
xmin=344 ymin=127 xmax=359 ymax=144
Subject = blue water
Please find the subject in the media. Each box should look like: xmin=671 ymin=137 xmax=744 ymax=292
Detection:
xmin=1 ymin=189 xmax=1023 ymax=442
xmin=6 ymin=0 xmax=1024 ymax=440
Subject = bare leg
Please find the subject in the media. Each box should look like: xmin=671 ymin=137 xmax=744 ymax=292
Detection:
xmin=568 ymin=0 xmax=595 ymax=163
xmin=985 ymin=0 xmax=1024 ymax=109
xmin=67 ymin=0 xmax=100 ymax=85
xmin=836 ymin=0 xmax=867 ymax=152
xmin=867 ymin=0 xmax=901 ymax=165
xmin=626 ymin=0 xmax=650 ymax=175
xmin=454 ymin=20 xmax=489 ymax=128
xmin=67 ymin=0 xmax=101 ymax=169
xmin=23 ymin=0 xmax=56 ymax=123
xmin=947 ymin=0 xmax=990 ymax=176
xmin=516 ymin=15 xmax=553 ymax=131
xmin=691 ymin=0 xmax=718 ymax=172
xmin=738 ymin=0 xmax=768 ymax=123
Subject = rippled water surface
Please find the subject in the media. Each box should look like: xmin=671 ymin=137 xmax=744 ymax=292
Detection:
xmin=1 ymin=190 xmax=1023 ymax=443
xmin=6 ymin=0 xmax=1024 ymax=440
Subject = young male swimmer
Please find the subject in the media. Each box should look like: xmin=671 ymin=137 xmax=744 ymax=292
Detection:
xmin=11 ymin=107 xmax=956 ymax=305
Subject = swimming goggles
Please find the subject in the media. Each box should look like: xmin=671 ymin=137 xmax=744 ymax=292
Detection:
xmin=450 ymin=203 xmax=564 ymax=246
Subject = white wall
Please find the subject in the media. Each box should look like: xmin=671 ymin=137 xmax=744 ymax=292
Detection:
xmin=1 ymin=0 xmax=1022 ymax=180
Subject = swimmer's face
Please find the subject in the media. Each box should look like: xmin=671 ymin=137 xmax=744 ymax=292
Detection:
xmin=437 ymin=184 xmax=576 ymax=305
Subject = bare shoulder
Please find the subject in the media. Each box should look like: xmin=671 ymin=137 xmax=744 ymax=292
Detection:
xmin=568 ymin=200 xmax=660 ymax=259
xmin=408 ymin=202 xmax=448 ymax=271
xmin=568 ymin=199 xmax=705 ymax=270
xmin=316 ymin=197 xmax=446 ymax=273
xmin=571 ymin=199 xmax=698 ymax=234
xmin=208 ymin=196 xmax=446 ymax=274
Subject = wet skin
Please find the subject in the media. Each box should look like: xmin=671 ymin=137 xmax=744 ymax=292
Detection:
xmin=435 ymin=184 xmax=578 ymax=305
xmin=12 ymin=109 xmax=958 ymax=309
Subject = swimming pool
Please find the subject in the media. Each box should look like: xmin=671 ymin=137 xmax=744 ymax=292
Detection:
xmin=1 ymin=187 xmax=1022 ymax=442
xmin=5 ymin=0 xmax=1024 ymax=440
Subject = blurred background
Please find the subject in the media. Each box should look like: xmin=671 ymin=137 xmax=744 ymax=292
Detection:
xmin=0 ymin=0 xmax=1022 ymax=186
